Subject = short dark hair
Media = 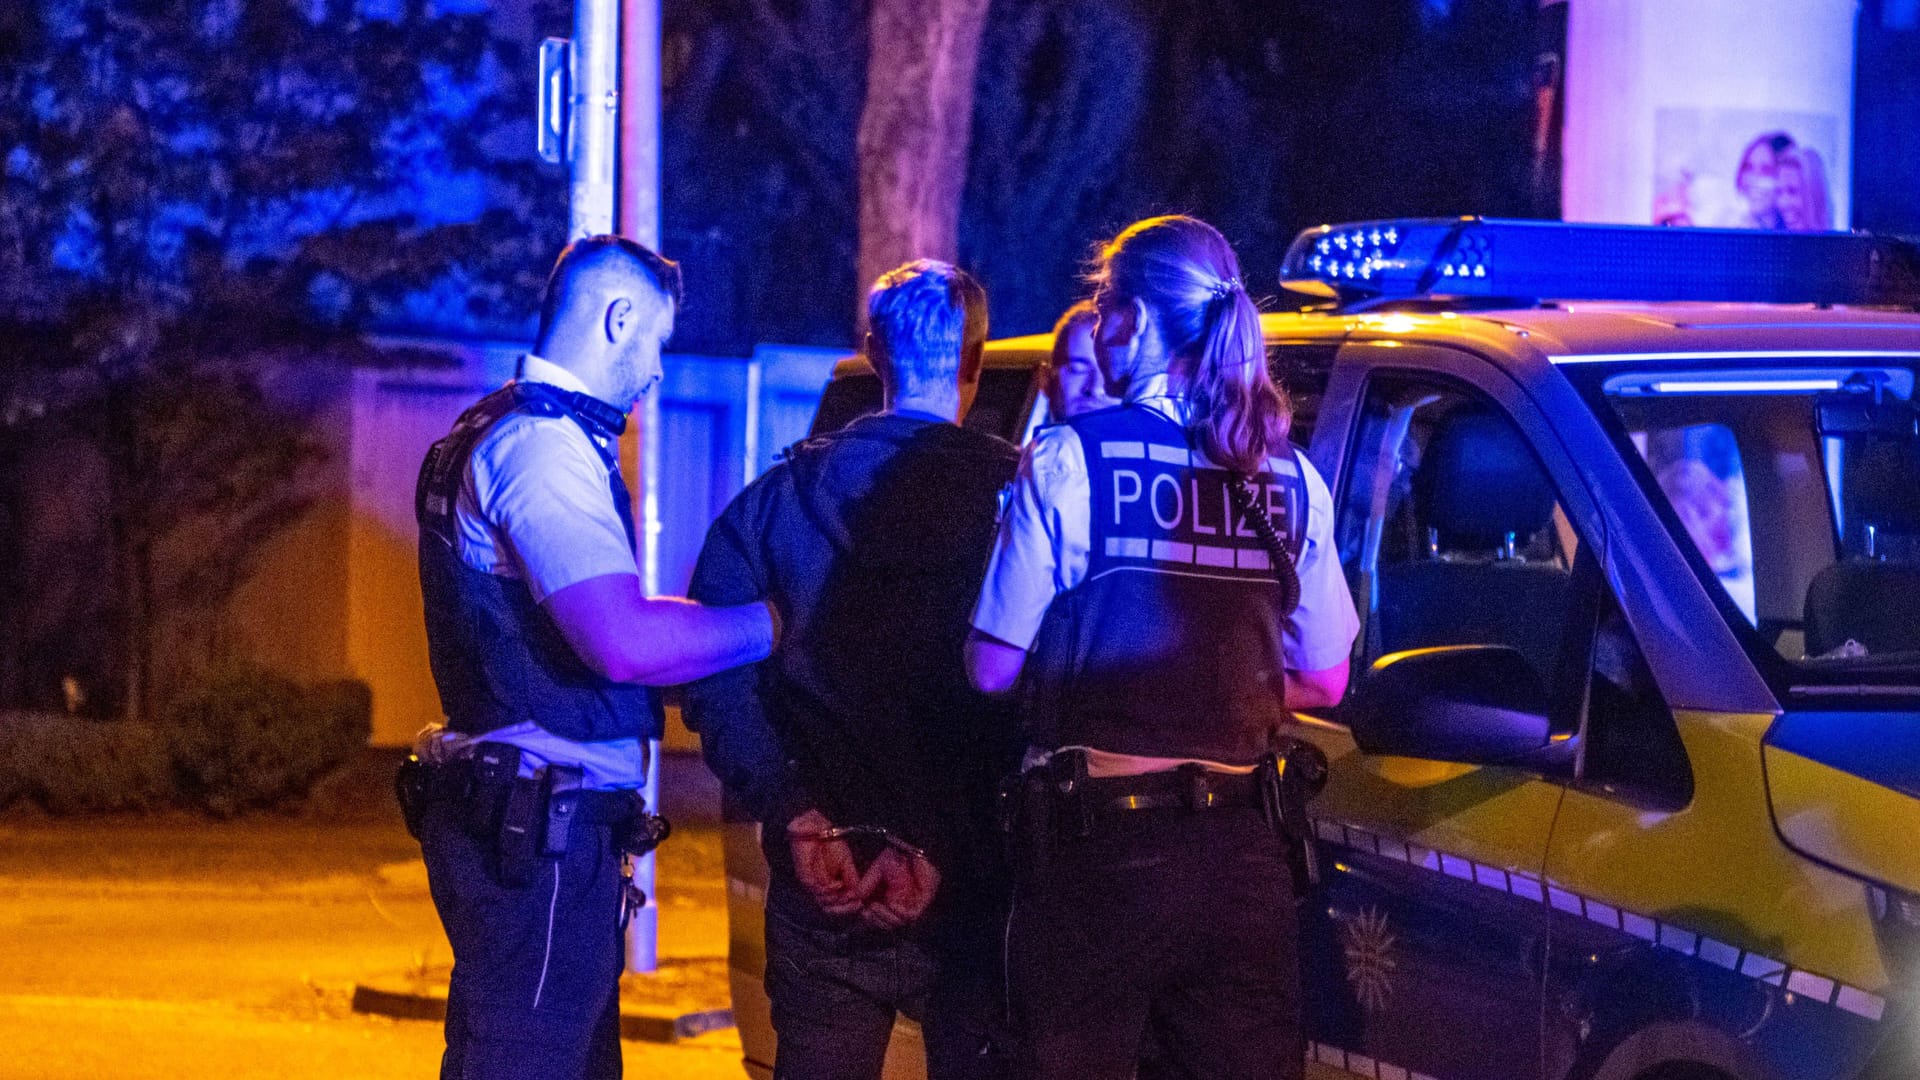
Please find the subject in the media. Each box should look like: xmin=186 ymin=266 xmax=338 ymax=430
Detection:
xmin=1048 ymin=300 xmax=1098 ymax=372
xmin=867 ymin=260 xmax=974 ymax=397
xmin=536 ymin=235 xmax=683 ymax=340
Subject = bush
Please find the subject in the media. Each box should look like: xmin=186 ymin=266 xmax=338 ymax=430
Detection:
xmin=163 ymin=667 xmax=370 ymax=817
xmin=306 ymin=678 xmax=374 ymax=768
xmin=0 ymin=712 xmax=173 ymax=814
xmin=0 ymin=670 xmax=373 ymax=817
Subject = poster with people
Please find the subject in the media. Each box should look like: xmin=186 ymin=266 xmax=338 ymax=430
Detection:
xmin=1652 ymin=108 xmax=1841 ymax=231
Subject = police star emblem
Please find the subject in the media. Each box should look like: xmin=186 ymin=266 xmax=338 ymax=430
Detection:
xmin=1341 ymin=905 xmax=1398 ymax=1013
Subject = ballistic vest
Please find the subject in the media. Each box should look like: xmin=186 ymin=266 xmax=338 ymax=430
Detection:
xmin=415 ymin=382 xmax=662 ymax=743
xmin=1027 ymin=405 xmax=1306 ymax=766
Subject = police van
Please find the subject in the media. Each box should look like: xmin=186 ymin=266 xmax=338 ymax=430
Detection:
xmin=722 ymin=219 xmax=1920 ymax=1080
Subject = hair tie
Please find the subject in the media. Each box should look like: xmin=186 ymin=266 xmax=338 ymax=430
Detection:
xmin=1209 ymin=276 xmax=1243 ymax=302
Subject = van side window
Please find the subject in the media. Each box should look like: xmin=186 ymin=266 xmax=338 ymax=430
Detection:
xmin=1337 ymin=375 xmax=1577 ymax=690
xmin=1337 ymin=372 xmax=1693 ymax=804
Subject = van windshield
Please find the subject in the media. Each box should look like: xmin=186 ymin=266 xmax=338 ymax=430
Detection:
xmin=1590 ymin=363 xmax=1920 ymax=677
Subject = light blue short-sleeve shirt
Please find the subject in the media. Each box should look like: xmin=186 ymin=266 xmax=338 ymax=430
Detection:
xmin=424 ymin=354 xmax=649 ymax=790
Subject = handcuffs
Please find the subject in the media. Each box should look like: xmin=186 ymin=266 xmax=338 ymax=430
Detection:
xmin=789 ymin=824 xmax=932 ymax=864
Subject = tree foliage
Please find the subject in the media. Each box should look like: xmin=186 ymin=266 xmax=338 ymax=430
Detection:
xmin=663 ymin=0 xmax=1544 ymax=344
xmin=0 ymin=0 xmax=563 ymax=717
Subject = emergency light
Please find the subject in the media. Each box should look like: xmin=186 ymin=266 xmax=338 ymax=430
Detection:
xmin=1279 ymin=218 xmax=1920 ymax=308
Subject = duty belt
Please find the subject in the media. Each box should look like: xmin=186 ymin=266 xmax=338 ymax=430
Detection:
xmin=396 ymin=746 xmax=670 ymax=890
xmin=418 ymin=755 xmax=643 ymax=827
xmin=1080 ymin=765 xmax=1261 ymax=815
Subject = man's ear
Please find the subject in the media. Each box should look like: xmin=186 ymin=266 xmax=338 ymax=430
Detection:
xmin=604 ymin=297 xmax=634 ymax=344
xmin=1125 ymin=297 xmax=1151 ymax=347
xmin=959 ymin=339 xmax=985 ymax=386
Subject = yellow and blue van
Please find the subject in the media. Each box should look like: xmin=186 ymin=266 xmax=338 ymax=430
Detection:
xmin=724 ymin=219 xmax=1920 ymax=1080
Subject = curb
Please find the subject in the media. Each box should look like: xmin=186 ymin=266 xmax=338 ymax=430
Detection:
xmin=350 ymin=979 xmax=735 ymax=1043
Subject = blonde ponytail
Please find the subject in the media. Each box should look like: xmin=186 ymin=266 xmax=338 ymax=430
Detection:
xmin=1090 ymin=216 xmax=1289 ymax=473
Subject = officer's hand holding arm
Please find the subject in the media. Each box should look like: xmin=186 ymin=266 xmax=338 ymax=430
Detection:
xmin=855 ymin=847 xmax=940 ymax=930
xmin=543 ymin=574 xmax=776 ymax=686
xmin=787 ymin=808 xmax=872 ymax=916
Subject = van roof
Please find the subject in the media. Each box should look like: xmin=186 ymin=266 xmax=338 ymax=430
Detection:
xmin=835 ymin=303 xmax=1920 ymax=382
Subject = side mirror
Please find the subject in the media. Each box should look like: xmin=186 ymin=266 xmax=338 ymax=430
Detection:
xmin=1346 ymin=645 xmax=1556 ymax=767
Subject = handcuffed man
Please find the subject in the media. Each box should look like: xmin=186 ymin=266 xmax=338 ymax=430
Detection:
xmin=685 ymin=261 xmax=1021 ymax=1080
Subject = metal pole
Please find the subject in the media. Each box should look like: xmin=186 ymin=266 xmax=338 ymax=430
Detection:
xmin=616 ymin=0 xmax=664 ymax=976
xmin=568 ymin=0 xmax=618 ymax=239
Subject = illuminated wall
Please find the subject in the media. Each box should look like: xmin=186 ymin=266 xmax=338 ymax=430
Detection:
xmin=1563 ymin=0 xmax=1856 ymax=230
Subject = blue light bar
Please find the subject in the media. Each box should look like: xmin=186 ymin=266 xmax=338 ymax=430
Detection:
xmin=1279 ymin=218 xmax=1920 ymax=307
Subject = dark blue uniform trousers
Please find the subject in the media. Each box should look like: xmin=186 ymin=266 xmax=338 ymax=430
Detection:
xmin=1006 ymin=806 xmax=1304 ymax=1080
xmin=420 ymin=797 xmax=625 ymax=1080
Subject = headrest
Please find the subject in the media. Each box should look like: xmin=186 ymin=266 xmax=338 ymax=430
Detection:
xmin=1414 ymin=406 xmax=1557 ymax=551
xmin=1847 ymin=439 xmax=1920 ymax=536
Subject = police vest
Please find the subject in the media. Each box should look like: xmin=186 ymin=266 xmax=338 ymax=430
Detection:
xmin=415 ymin=382 xmax=663 ymax=744
xmin=1026 ymin=405 xmax=1306 ymax=766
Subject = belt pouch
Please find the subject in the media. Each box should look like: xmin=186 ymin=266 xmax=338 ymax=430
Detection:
xmin=541 ymin=765 xmax=585 ymax=858
xmin=1047 ymin=748 xmax=1093 ymax=839
xmin=468 ymin=743 xmax=522 ymax=841
xmin=395 ymin=755 xmax=432 ymax=841
xmin=495 ymin=773 xmax=543 ymax=886
xmin=622 ymin=799 xmax=673 ymax=857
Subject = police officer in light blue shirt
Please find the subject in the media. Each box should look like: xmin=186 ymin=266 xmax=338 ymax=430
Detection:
xmin=965 ymin=216 xmax=1358 ymax=1080
xmin=410 ymin=236 xmax=777 ymax=1080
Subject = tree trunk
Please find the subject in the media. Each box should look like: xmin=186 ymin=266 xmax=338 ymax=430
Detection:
xmin=854 ymin=0 xmax=989 ymax=332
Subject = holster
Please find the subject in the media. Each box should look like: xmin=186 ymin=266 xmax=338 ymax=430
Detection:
xmin=471 ymin=745 xmax=539 ymax=886
xmin=619 ymin=805 xmax=672 ymax=858
xmin=1256 ymin=737 xmax=1330 ymax=896
xmin=395 ymin=754 xmax=432 ymax=840
xmin=998 ymin=749 xmax=1093 ymax=882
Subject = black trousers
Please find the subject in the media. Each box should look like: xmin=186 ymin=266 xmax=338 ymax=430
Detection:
xmin=764 ymin=878 xmax=1012 ymax=1080
xmin=1006 ymin=806 xmax=1303 ymax=1080
xmin=419 ymin=796 xmax=626 ymax=1080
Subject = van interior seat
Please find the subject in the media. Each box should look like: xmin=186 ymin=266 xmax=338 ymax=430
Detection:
xmin=1805 ymin=560 xmax=1920 ymax=658
xmin=1804 ymin=439 xmax=1920 ymax=658
xmin=1375 ymin=407 xmax=1571 ymax=681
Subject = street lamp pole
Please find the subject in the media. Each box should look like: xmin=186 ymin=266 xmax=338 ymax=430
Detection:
xmin=616 ymin=0 xmax=665 ymax=977
xmin=540 ymin=0 xmax=664 ymax=975
xmin=567 ymin=0 xmax=617 ymax=239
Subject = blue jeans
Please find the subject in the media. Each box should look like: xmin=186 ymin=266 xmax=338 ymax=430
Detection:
xmin=765 ymin=879 xmax=1011 ymax=1080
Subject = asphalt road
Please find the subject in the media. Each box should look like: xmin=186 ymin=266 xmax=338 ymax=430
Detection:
xmin=0 ymin=753 xmax=744 ymax=1080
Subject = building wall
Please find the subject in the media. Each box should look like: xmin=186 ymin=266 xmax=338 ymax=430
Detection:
xmin=301 ymin=340 xmax=841 ymax=748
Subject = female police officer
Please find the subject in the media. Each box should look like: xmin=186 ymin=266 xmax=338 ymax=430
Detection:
xmin=965 ymin=215 xmax=1358 ymax=1080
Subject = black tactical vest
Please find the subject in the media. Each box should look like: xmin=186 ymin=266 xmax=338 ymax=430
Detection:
xmin=415 ymin=382 xmax=662 ymax=743
xmin=1026 ymin=405 xmax=1306 ymax=766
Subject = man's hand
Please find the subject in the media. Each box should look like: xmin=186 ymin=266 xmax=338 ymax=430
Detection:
xmin=787 ymin=809 xmax=870 ymax=916
xmin=855 ymin=848 xmax=940 ymax=930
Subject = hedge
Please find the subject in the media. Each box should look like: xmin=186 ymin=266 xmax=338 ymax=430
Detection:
xmin=0 ymin=668 xmax=372 ymax=816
